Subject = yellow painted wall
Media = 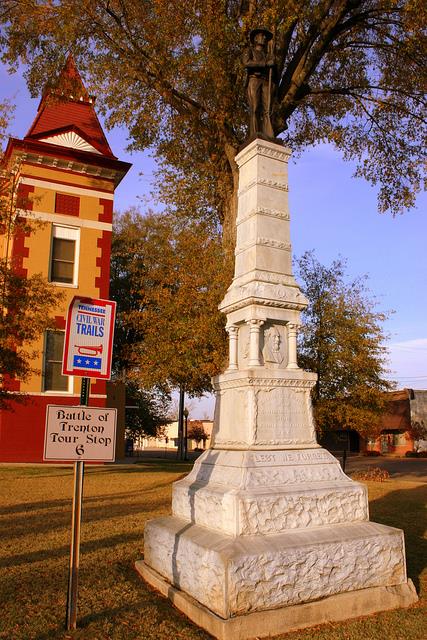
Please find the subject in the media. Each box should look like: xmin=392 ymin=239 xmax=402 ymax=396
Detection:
xmin=16 ymin=158 xmax=114 ymax=395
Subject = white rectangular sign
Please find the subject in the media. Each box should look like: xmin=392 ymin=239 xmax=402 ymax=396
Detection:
xmin=62 ymin=296 xmax=116 ymax=380
xmin=44 ymin=405 xmax=117 ymax=462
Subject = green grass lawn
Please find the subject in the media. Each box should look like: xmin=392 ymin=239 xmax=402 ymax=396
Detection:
xmin=0 ymin=461 xmax=425 ymax=640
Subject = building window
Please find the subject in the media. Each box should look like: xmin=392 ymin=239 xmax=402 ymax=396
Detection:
xmin=55 ymin=192 xmax=80 ymax=216
xmin=49 ymin=225 xmax=79 ymax=285
xmin=393 ymin=432 xmax=407 ymax=446
xmin=44 ymin=331 xmax=69 ymax=392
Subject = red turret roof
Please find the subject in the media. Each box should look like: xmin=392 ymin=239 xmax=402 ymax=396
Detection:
xmin=25 ymin=55 xmax=115 ymax=158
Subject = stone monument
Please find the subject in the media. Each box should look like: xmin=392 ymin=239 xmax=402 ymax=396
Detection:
xmin=136 ymin=138 xmax=417 ymax=639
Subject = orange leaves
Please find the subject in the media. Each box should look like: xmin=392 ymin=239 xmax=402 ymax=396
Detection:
xmin=111 ymin=209 xmax=228 ymax=394
xmin=1 ymin=0 xmax=424 ymax=243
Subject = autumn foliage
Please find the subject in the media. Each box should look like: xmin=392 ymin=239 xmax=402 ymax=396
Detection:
xmin=0 ymin=1 xmax=425 ymax=250
xmin=297 ymin=250 xmax=393 ymax=437
xmin=110 ymin=209 xmax=229 ymax=396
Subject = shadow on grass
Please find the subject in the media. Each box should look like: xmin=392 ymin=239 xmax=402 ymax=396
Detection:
xmin=0 ymin=459 xmax=192 ymax=481
xmin=2 ymin=555 xmax=211 ymax=640
xmin=0 ymin=529 xmax=148 ymax=569
xmin=0 ymin=475 xmax=176 ymax=518
xmin=0 ymin=497 xmax=72 ymax=517
xmin=101 ymin=460 xmax=194 ymax=474
xmin=75 ymin=562 xmax=210 ymax=640
xmin=369 ymin=482 xmax=427 ymax=595
xmin=0 ymin=488 xmax=172 ymax=564
xmin=0 ymin=466 xmax=185 ymax=541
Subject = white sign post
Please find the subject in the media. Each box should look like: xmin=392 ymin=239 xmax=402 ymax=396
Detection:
xmin=44 ymin=405 xmax=117 ymax=462
xmin=47 ymin=296 xmax=117 ymax=631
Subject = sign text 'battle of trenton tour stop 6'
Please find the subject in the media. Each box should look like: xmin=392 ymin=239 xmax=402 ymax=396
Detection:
xmin=44 ymin=405 xmax=117 ymax=462
xmin=62 ymin=296 xmax=116 ymax=380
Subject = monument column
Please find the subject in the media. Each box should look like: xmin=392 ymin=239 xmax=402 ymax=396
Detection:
xmin=248 ymin=319 xmax=263 ymax=367
xmin=226 ymin=324 xmax=239 ymax=370
xmin=287 ymin=323 xmax=299 ymax=369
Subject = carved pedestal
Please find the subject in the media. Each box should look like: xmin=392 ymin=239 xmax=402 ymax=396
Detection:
xmin=138 ymin=139 xmax=417 ymax=639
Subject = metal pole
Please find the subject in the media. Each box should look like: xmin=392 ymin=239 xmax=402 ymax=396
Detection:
xmin=65 ymin=376 xmax=89 ymax=630
xmin=183 ymin=408 xmax=189 ymax=461
xmin=66 ymin=459 xmax=84 ymax=630
xmin=177 ymin=384 xmax=185 ymax=461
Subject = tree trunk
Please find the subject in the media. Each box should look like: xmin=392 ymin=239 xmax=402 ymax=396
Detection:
xmin=222 ymin=142 xmax=240 ymax=257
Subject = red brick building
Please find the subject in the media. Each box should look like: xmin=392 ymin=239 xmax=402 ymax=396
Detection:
xmin=319 ymin=389 xmax=427 ymax=455
xmin=365 ymin=389 xmax=425 ymax=455
xmin=0 ymin=56 xmax=130 ymax=462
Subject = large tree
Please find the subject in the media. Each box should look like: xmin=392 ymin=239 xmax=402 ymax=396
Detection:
xmin=110 ymin=208 xmax=172 ymax=438
xmin=0 ymin=1 xmax=425 ymax=249
xmin=110 ymin=208 xmax=228 ymax=397
xmin=122 ymin=381 xmax=170 ymax=441
xmin=297 ymin=250 xmax=393 ymax=437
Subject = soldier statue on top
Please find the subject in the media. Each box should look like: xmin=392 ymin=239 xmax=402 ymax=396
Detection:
xmin=243 ymin=28 xmax=276 ymax=139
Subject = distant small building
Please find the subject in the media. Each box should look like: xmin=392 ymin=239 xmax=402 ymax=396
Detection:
xmin=133 ymin=420 xmax=214 ymax=452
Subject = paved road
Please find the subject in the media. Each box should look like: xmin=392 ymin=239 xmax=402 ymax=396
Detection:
xmin=122 ymin=448 xmax=427 ymax=482
xmin=342 ymin=454 xmax=427 ymax=482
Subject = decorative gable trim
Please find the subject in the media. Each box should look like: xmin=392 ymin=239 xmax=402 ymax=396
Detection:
xmin=38 ymin=130 xmax=102 ymax=154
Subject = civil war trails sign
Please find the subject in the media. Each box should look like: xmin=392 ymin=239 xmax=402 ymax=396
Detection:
xmin=62 ymin=296 xmax=116 ymax=380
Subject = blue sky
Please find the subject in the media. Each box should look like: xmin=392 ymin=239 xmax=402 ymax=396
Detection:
xmin=2 ymin=63 xmax=426 ymax=418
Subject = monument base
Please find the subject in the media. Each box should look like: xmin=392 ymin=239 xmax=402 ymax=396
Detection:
xmin=136 ymin=561 xmax=417 ymax=640
xmin=143 ymin=516 xmax=411 ymax=619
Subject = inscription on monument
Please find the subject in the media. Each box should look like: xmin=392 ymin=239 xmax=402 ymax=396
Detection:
xmin=252 ymin=449 xmax=330 ymax=465
xmin=253 ymin=453 xmax=277 ymax=464
xmin=255 ymin=387 xmax=315 ymax=444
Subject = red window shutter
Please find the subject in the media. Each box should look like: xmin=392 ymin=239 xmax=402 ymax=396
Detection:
xmin=55 ymin=193 xmax=80 ymax=216
xmin=16 ymin=184 xmax=35 ymax=211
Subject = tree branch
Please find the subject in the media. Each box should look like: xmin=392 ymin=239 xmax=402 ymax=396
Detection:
xmin=85 ymin=4 xmax=209 ymax=121
xmin=274 ymin=2 xmax=414 ymax=132
xmin=276 ymin=0 xmax=353 ymax=128
xmin=308 ymin=85 xmax=427 ymax=122
xmin=352 ymin=94 xmax=401 ymax=156
xmin=276 ymin=17 xmax=298 ymax=80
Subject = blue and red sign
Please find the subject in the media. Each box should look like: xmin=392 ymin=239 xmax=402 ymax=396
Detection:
xmin=62 ymin=296 xmax=116 ymax=380
xmin=72 ymin=355 xmax=102 ymax=370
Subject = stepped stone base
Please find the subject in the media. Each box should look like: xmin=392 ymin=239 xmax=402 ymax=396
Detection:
xmin=172 ymin=448 xmax=368 ymax=536
xmin=143 ymin=517 xmax=409 ymax=619
xmin=136 ymin=561 xmax=417 ymax=640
